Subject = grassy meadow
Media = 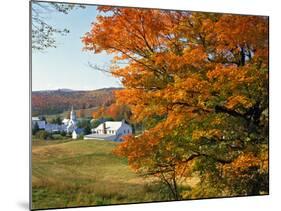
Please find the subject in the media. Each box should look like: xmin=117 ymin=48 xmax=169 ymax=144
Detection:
xmin=32 ymin=139 xmax=166 ymax=209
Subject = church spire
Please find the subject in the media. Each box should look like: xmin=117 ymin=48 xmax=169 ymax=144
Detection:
xmin=70 ymin=105 xmax=76 ymax=121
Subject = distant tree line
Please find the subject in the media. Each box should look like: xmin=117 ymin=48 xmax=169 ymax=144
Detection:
xmin=32 ymin=89 xmax=119 ymax=116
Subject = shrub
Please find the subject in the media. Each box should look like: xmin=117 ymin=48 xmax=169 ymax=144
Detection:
xmin=32 ymin=122 xmax=40 ymax=135
xmin=60 ymin=131 xmax=66 ymax=136
xmin=35 ymin=130 xmax=51 ymax=140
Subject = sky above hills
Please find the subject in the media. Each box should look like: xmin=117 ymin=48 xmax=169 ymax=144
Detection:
xmin=32 ymin=3 xmax=122 ymax=91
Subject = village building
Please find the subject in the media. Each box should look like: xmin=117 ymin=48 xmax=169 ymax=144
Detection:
xmin=62 ymin=106 xmax=78 ymax=133
xmin=44 ymin=124 xmax=66 ymax=133
xmin=32 ymin=117 xmax=46 ymax=129
xmin=72 ymin=128 xmax=84 ymax=140
xmin=84 ymin=120 xmax=132 ymax=141
xmin=32 ymin=106 xmax=82 ymax=139
xmin=32 ymin=107 xmax=132 ymax=141
xmin=72 ymin=130 xmax=78 ymax=140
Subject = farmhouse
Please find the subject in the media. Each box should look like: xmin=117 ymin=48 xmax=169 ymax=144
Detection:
xmin=84 ymin=120 xmax=132 ymax=141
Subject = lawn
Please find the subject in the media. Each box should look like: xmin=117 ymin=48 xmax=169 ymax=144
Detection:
xmin=32 ymin=139 xmax=164 ymax=210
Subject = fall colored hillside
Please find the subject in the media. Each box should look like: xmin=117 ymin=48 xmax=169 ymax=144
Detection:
xmin=32 ymin=87 xmax=122 ymax=115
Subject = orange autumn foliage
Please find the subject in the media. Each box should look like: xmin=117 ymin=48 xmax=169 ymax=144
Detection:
xmin=83 ymin=7 xmax=269 ymax=197
xmin=92 ymin=103 xmax=131 ymax=121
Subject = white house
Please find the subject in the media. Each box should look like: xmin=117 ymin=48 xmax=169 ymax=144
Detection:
xmin=84 ymin=120 xmax=132 ymax=141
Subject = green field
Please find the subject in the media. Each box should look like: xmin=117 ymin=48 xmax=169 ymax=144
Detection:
xmin=32 ymin=139 xmax=165 ymax=210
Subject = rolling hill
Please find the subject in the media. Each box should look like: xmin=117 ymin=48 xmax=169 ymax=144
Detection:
xmin=32 ymin=87 xmax=122 ymax=116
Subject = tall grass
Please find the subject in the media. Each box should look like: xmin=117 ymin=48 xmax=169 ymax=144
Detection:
xmin=32 ymin=140 xmax=166 ymax=209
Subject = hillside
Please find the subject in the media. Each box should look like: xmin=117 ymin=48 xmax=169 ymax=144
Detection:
xmin=32 ymin=87 xmax=122 ymax=116
xmin=32 ymin=140 xmax=164 ymax=209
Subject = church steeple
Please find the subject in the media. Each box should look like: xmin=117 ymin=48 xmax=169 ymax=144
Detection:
xmin=70 ymin=106 xmax=76 ymax=121
xmin=67 ymin=106 xmax=77 ymax=133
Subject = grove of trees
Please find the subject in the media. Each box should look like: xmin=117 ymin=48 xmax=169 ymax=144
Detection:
xmin=82 ymin=7 xmax=268 ymax=199
xmin=32 ymin=88 xmax=117 ymax=116
xmin=92 ymin=103 xmax=132 ymax=122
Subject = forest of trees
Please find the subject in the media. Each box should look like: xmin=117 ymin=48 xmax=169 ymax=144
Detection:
xmin=32 ymin=88 xmax=120 ymax=115
xmin=83 ymin=7 xmax=269 ymax=199
xmin=92 ymin=103 xmax=132 ymax=121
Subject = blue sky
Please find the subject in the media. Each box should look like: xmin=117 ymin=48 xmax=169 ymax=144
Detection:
xmin=32 ymin=3 xmax=122 ymax=91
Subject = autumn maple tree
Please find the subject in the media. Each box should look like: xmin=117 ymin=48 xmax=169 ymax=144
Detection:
xmin=83 ymin=7 xmax=268 ymax=199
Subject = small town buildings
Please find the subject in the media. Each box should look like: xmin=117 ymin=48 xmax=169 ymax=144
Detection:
xmin=44 ymin=124 xmax=66 ymax=133
xmin=72 ymin=128 xmax=84 ymax=139
xmin=32 ymin=106 xmax=81 ymax=139
xmin=84 ymin=120 xmax=132 ymax=141
xmin=32 ymin=117 xmax=46 ymax=129
xmin=32 ymin=107 xmax=132 ymax=141
xmin=72 ymin=130 xmax=78 ymax=139
xmin=62 ymin=106 xmax=78 ymax=133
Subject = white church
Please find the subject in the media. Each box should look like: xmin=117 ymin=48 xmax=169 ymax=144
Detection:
xmin=62 ymin=106 xmax=79 ymax=133
xmin=32 ymin=106 xmax=132 ymax=141
xmin=84 ymin=120 xmax=132 ymax=142
xmin=32 ymin=106 xmax=83 ymax=139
